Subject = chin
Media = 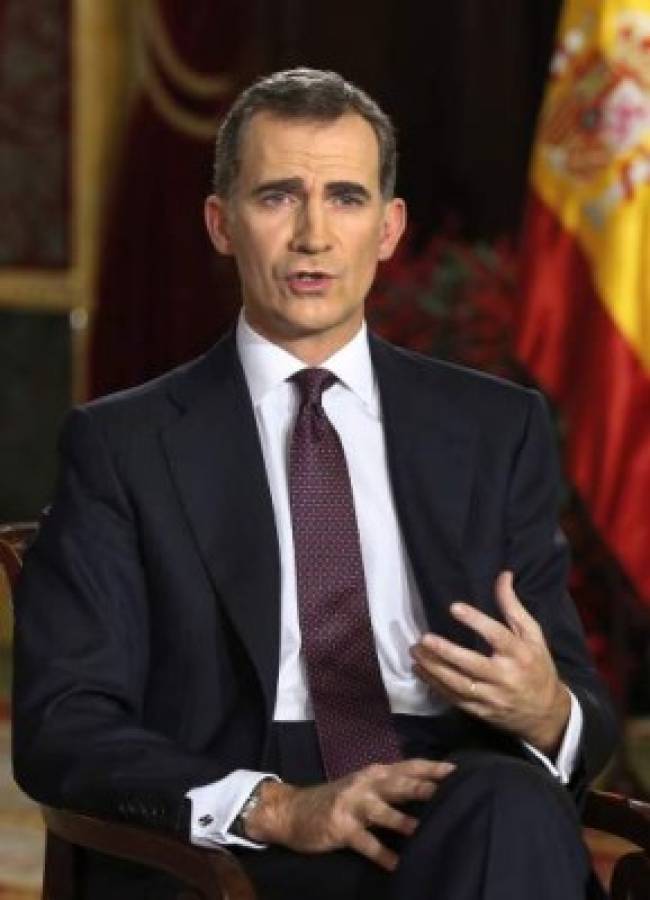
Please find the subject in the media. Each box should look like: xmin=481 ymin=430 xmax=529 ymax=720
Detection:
xmin=289 ymin=301 xmax=359 ymax=330
xmin=287 ymin=314 xmax=356 ymax=340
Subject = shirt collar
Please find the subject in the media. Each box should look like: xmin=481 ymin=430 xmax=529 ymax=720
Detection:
xmin=236 ymin=311 xmax=376 ymax=412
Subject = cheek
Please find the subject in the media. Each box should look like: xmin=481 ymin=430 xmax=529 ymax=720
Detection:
xmin=348 ymin=238 xmax=384 ymax=281
xmin=347 ymin=223 xmax=384 ymax=261
xmin=234 ymin=237 xmax=278 ymax=282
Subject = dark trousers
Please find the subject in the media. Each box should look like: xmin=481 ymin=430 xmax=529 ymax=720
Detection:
xmin=235 ymin=715 xmax=609 ymax=900
xmin=81 ymin=714 xmax=608 ymax=899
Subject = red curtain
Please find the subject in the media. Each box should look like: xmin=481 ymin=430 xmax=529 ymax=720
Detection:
xmin=90 ymin=0 xmax=257 ymax=398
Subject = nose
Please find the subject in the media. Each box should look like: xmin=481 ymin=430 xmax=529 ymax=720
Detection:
xmin=288 ymin=196 xmax=332 ymax=254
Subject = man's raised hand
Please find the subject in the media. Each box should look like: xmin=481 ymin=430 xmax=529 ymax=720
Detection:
xmin=410 ymin=570 xmax=571 ymax=756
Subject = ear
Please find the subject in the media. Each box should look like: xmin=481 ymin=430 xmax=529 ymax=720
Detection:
xmin=378 ymin=197 xmax=407 ymax=261
xmin=204 ymin=194 xmax=234 ymax=255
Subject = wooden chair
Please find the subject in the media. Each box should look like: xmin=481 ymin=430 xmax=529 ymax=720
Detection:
xmin=2 ymin=521 xmax=650 ymax=899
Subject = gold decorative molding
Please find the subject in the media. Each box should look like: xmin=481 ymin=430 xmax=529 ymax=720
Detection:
xmin=73 ymin=0 xmax=131 ymax=306
xmin=0 ymin=0 xmax=131 ymax=308
xmin=141 ymin=50 xmax=221 ymax=142
xmin=0 ymin=271 xmax=80 ymax=311
xmin=139 ymin=0 xmax=230 ymax=142
xmin=142 ymin=0 xmax=231 ymax=99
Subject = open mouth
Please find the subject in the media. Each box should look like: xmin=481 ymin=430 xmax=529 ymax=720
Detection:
xmin=285 ymin=271 xmax=334 ymax=293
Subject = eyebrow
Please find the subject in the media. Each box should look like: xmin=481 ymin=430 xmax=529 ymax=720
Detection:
xmin=327 ymin=181 xmax=371 ymax=201
xmin=251 ymin=178 xmax=303 ymax=197
xmin=251 ymin=178 xmax=372 ymax=201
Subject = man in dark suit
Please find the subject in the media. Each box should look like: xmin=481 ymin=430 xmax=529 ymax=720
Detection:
xmin=13 ymin=68 xmax=616 ymax=899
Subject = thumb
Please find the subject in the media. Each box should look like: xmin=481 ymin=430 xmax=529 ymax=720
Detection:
xmin=494 ymin=570 xmax=537 ymax=639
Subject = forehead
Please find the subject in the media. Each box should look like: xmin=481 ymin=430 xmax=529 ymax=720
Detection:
xmin=236 ymin=111 xmax=381 ymax=190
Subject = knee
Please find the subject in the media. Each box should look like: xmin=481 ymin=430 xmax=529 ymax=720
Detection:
xmin=397 ymin=754 xmax=591 ymax=899
xmin=448 ymin=752 xmax=578 ymax=826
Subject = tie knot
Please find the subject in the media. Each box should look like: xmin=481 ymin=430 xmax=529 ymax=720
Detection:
xmin=292 ymin=368 xmax=336 ymax=407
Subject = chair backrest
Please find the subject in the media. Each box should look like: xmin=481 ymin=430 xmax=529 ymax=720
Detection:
xmin=0 ymin=523 xmax=38 ymax=646
xmin=0 ymin=523 xmax=38 ymax=584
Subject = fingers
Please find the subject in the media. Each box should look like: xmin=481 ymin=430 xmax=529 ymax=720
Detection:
xmin=386 ymin=758 xmax=456 ymax=781
xmin=415 ymin=633 xmax=493 ymax=682
xmin=413 ymin=663 xmax=490 ymax=715
xmin=495 ymin=569 xmax=514 ymax=600
xmin=364 ymin=798 xmax=419 ymax=836
xmin=348 ymin=829 xmax=399 ymax=872
xmin=439 ymin=570 xmax=539 ymax=651
xmin=347 ymin=761 xmax=454 ymax=872
xmin=378 ymin=773 xmax=437 ymax=804
xmin=493 ymin=570 xmax=540 ymax=640
xmin=347 ymin=760 xmax=457 ymax=869
xmin=410 ymin=633 xmax=493 ymax=707
xmin=356 ymin=760 xmax=455 ymax=806
xmin=279 ymin=759 xmax=457 ymax=868
xmin=448 ymin=601 xmax=513 ymax=652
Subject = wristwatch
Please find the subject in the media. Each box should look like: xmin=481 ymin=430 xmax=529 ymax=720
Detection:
xmin=230 ymin=777 xmax=275 ymax=839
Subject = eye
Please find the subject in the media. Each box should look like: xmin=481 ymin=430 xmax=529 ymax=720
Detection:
xmin=330 ymin=190 xmax=366 ymax=207
xmin=258 ymin=191 xmax=295 ymax=209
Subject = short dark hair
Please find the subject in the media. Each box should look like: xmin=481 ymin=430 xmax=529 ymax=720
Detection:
xmin=212 ymin=68 xmax=397 ymax=199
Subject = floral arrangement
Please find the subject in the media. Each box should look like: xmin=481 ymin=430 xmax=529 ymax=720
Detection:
xmin=369 ymin=233 xmax=520 ymax=380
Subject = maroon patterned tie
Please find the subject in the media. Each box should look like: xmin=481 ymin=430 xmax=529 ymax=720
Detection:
xmin=289 ymin=368 xmax=403 ymax=780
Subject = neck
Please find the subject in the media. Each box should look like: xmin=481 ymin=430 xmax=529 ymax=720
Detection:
xmin=243 ymin=315 xmax=364 ymax=365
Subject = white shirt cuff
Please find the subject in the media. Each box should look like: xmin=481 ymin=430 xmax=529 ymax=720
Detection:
xmin=186 ymin=770 xmax=280 ymax=849
xmin=523 ymin=690 xmax=583 ymax=784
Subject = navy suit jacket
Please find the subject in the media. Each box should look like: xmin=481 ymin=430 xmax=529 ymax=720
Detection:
xmin=12 ymin=330 xmax=617 ymax=836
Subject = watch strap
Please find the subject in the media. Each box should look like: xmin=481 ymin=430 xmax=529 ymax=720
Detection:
xmin=230 ymin=777 xmax=275 ymax=839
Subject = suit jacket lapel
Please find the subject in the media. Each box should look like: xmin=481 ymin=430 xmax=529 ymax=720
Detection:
xmin=370 ymin=335 xmax=481 ymax=647
xmin=161 ymin=332 xmax=280 ymax=716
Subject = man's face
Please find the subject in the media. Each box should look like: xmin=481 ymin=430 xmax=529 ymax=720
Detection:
xmin=205 ymin=111 xmax=406 ymax=358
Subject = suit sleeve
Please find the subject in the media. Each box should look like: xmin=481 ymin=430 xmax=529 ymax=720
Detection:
xmin=504 ymin=390 xmax=618 ymax=793
xmin=12 ymin=407 xmax=233 ymax=836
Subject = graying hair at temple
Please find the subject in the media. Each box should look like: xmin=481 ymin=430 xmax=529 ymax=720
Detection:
xmin=212 ymin=67 xmax=398 ymax=200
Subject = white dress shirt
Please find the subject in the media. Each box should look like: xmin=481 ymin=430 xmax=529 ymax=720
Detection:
xmin=187 ymin=313 xmax=583 ymax=849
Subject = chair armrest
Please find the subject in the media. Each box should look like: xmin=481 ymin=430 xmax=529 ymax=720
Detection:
xmin=583 ymin=789 xmax=650 ymax=851
xmin=0 ymin=522 xmax=39 ymax=585
xmin=0 ymin=536 xmax=23 ymax=586
xmin=41 ymin=806 xmax=258 ymax=900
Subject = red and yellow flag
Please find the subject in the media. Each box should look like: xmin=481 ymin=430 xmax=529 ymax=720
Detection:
xmin=518 ymin=1 xmax=650 ymax=602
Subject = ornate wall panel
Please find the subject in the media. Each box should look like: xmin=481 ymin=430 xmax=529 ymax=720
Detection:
xmin=0 ymin=0 xmax=71 ymax=268
xmin=0 ymin=0 xmax=132 ymax=315
xmin=0 ymin=0 xmax=132 ymax=519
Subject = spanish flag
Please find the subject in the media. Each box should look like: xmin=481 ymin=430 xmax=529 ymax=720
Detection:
xmin=518 ymin=1 xmax=650 ymax=603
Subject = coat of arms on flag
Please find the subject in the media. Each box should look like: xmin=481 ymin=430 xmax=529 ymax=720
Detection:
xmin=538 ymin=10 xmax=650 ymax=224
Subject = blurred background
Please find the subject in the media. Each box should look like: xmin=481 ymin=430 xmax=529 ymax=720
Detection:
xmin=1 ymin=0 xmax=649 ymax=893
